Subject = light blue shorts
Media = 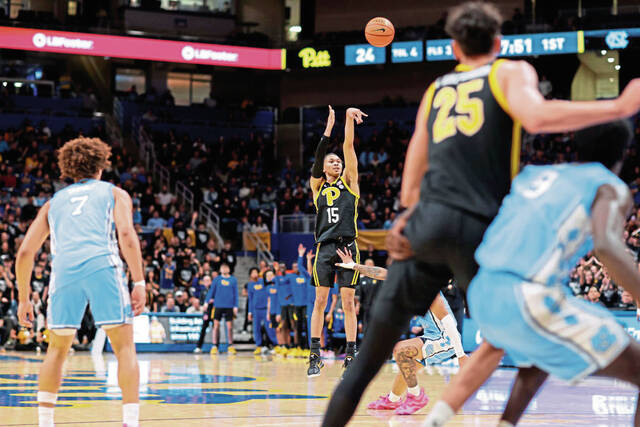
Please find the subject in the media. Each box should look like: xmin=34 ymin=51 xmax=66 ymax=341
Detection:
xmin=468 ymin=270 xmax=629 ymax=383
xmin=47 ymin=266 xmax=133 ymax=329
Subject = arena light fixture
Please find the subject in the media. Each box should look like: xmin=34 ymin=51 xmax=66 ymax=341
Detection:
xmin=289 ymin=26 xmax=302 ymax=33
xmin=615 ymin=64 xmax=621 ymax=70
xmin=601 ymin=49 xmax=607 ymax=55
xmin=607 ymin=57 xmax=615 ymax=63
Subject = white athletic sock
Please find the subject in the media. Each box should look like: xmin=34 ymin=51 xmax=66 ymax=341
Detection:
xmin=407 ymin=385 xmax=421 ymax=396
xmin=38 ymin=406 xmax=54 ymax=427
xmin=423 ymin=401 xmax=455 ymax=427
xmin=497 ymin=421 xmax=514 ymax=427
xmin=441 ymin=315 xmax=465 ymax=358
xmin=123 ymin=403 xmax=139 ymax=427
xmin=388 ymin=391 xmax=402 ymax=402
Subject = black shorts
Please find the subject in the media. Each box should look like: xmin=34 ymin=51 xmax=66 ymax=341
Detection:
xmin=280 ymin=305 xmax=295 ymax=326
xmin=213 ymin=307 xmax=234 ymax=321
xmin=313 ymin=239 xmax=359 ymax=288
xmin=293 ymin=305 xmax=307 ymax=323
xmin=373 ymin=200 xmax=490 ymax=319
xmin=269 ymin=313 xmax=278 ymax=328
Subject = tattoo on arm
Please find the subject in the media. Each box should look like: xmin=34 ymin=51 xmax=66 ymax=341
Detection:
xmin=354 ymin=265 xmax=388 ymax=280
xmin=396 ymin=346 xmax=420 ymax=388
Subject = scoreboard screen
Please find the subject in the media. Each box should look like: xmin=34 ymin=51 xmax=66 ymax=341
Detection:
xmin=426 ymin=31 xmax=583 ymax=61
xmin=391 ymin=40 xmax=423 ymax=63
xmin=344 ymin=43 xmax=386 ymax=66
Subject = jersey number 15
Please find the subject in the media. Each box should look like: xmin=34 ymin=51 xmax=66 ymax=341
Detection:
xmin=327 ymin=207 xmax=339 ymax=224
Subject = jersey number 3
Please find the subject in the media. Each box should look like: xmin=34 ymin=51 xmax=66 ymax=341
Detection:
xmin=432 ymin=78 xmax=485 ymax=144
xmin=70 ymin=195 xmax=89 ymax=216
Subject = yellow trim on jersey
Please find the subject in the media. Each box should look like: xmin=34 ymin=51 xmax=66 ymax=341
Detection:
xmin=313 ymin=178 xmax=325 ymax=210
xmin=312 ymin=243 xmax=321 ymax=287
xmin=423 ymin=82 xmax=437 ymax=120
xmin=511 ymin=121 xmax=522 ymax=179
xmin=351 ymin=241 xmax=361 ymax=285
xmin=340 ymin=176 xmax=359 ymax=198
xmin=455 ymin=64 xmax=473 ymax=72
xmin=488 ymin=59 xmax=512 ymax=117
xmin=577 ymin=31 xmax=585 ymax=53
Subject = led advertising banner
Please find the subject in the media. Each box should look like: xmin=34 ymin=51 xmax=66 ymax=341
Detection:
xmin=0 ymin=26 xmax=285 ymax=70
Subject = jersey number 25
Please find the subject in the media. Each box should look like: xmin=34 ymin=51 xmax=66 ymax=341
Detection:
xmin=432 ymin=78 xmax=485 ymax=144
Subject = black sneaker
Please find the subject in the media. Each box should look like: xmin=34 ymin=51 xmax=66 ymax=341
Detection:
xmin=307 ymin=353 xmax=324 ymax=378
xmin=341 ymin=355 xmax=355 ymax=379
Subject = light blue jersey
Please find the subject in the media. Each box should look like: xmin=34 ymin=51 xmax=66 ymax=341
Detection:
xmin=48 ymin=179 xmax=122 ymax=281
xmin=476 ymin=163 xmax=627 ymax=286
xmin=417 ymin=292 xmax=457 ymax=365
xmin=46 ymin=179 xmax=131 ymax=329
xmin=469 ymin=163 xmax=630 ymax=382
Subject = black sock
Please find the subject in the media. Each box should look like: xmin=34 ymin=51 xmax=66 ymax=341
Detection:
xmin=311 ymin=337 xmax=321 ymax=356
xmin=346 ymin=341 xmax=356 ymax=357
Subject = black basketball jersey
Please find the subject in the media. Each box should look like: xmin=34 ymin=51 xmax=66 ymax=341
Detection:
xmin=422 ymin=59 xmax=521 ymax=220
xmin=314 ymin=176 xmax=359 ymax=243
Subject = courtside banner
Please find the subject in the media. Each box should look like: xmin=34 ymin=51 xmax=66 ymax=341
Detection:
xmin=0 ymin=26 xmax=285 ymax=70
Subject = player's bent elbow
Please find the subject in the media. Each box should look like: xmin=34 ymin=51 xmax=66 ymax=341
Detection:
xmin=520 ymin=116 xmax=545 ymax=134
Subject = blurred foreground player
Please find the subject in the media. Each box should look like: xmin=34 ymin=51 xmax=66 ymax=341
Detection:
xmin=336 ymin=248 xmax=467 ymax=415
xmin=307 ymin=105 xmax=367 ymax=377
xmin=323 ymin=2 xmax=640 ymax=425
xmin=426 ymin=121 xmax=640 ymax=427
xmin=16 ymin=137 xmax=146 ymax=427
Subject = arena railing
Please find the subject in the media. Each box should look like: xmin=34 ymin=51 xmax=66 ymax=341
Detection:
xmin=279 ymin=214 xmax=316 ymax=233
xmin=133 ymin=118 xmax=225 ymax=248
xmin=245 ymin=230 xmax=275 ymax=265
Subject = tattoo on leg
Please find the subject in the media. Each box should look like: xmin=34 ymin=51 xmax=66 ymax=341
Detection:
xmin=397 ymin=346 xmax=420 ymax=388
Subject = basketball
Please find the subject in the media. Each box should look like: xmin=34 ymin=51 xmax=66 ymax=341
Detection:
xmin=365 ymin=17 xmax=395 ymax=47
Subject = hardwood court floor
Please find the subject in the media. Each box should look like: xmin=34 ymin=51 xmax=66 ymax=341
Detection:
xmin=0 ymin=351 xmax=636 ymax=426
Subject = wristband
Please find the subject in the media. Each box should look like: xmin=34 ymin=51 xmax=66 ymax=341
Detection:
xmin=133 ymin=280 xmax=145 ymax=288
xmin=338 ymin=262 xmax=356 ymax=270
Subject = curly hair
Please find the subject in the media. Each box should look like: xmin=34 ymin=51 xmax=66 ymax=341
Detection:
xmin=57 ymin=137 xmax=112 ymax=180
xmin=445 ymin=2 xmax=503 ymax=56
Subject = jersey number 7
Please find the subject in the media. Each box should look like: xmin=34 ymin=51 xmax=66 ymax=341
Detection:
xmin=70 ymin=195 xmax=89 ymax=216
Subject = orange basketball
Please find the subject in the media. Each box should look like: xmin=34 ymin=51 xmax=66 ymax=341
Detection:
xmin=365 ymin=17 xmax=395 ymax=47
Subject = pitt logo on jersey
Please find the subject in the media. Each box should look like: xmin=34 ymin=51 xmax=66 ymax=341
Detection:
xmin=221 ymin=280 xmax=229 ymax=286
xmin=253 ymin=284 xmax=263 ymax=290
xmin=321 ymin=187 xmax=340 ymax=206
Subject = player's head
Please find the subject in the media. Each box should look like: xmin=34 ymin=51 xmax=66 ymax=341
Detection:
xmin=291 ymin=262 xmax=298 ymax=273
xmin=265 ymin=269 xmax=275 ymax=282
xmin=220 ymin=263 xmax=230 ymax=275
xmin=574 ymin=119 xmax=632 ymax=175
xmin=57 ymin=137 xmax=111 ymax=181
xmin=324 ymin=153 xmax=343 ymax=179
xmin=445 ymin=2 xmax=503 ymax=61
xmin=249 ymin=267 xmax=259 ymax=279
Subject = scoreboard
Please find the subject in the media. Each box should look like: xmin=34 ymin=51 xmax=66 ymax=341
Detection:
xmin=426 ymin=31 xmax=583 ymax=61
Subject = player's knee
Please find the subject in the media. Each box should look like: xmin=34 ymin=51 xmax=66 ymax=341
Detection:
xmin=314 ymin=296 xmax=328 ymax=310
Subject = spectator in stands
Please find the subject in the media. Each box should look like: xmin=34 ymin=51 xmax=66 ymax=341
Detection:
xmin=599 ymin=277 xmax=620 ymax=307
xmin=161 ymin=296 xmax=179 ymax=313
xmin=586 ymin=286 xmax=604 ymax=306
xmin=251 ymin=216 xmax=269 ymax=233
xmin=220 ymin=241 xmax=237 ymax=274
xmin=156 ymin=185 xmax=175 ymax=207
xmin=186 ymin=297 xmax=203 ymax=314
xmin=617 ymin=291 xmax=637 ymax=310
xmin=175 ymin=290 xmax=189 ymax=312
xmin=147 ymin=211 xmax=167 ymax=230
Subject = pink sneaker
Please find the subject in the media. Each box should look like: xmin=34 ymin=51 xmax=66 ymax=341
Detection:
xmin=367 ymin=394 xmax=402 ymax=410
xmin=394 ymin=388 xmax=429 ymax=415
